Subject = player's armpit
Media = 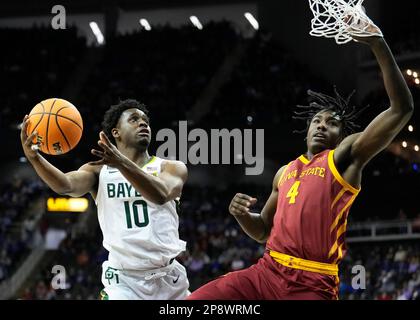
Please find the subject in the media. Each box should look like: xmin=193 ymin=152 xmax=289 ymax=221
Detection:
xmin=64 ymin=163 xmax=100 ymax=197
xmin=259 ymin=165 xmax=287 ymax=242
xmin=334 ymin=133 xmax=361 ymax=164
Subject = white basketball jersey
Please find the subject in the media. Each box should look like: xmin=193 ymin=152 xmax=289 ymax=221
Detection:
xmin=95 ymin=156 xmax=186 ymax=270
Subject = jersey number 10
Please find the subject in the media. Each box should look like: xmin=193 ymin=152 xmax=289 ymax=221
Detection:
xmin=124 ymin=200 xmax=150 ymax=229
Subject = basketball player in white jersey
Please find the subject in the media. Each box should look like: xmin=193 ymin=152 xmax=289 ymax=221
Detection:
xmin=20 ymin=99 xmax=189 ymax=300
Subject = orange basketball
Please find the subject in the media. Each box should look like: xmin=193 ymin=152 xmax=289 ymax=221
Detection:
xmin=26 ymin=98 xmax=83 ymax=155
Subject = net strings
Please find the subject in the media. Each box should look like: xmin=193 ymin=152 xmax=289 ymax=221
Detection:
xmin=308 ymin=0 xmax=383 ymax=44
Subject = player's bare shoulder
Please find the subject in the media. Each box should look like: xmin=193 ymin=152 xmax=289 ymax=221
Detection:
xmin=79 ymin=163 xmax=103 ymax=199
xmin=273 ymin=164 xmax=288 ymax=190
xmin=80 ymin=163 xmax=103 ymax=175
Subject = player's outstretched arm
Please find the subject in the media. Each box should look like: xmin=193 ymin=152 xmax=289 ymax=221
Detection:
xmin=336 ymin=34 xmax=414 ymax=168
xmin=229 ymin=166 xmax=286 ymax=243
xmin=20 ymin=115 xmax=98 ymax=197
xmin=115 ymin=158 xmax=187 ymax=205
xmin=117 ymin=159 xmax=187 ymax=205
xmin=90 ymin=131 xmax=187 ymax=205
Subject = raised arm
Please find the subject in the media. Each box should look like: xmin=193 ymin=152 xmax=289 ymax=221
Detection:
xmin=90 ymin=131 xmax=187 ymax=205
xmin=20 ymin=115 xmax=98 ymax=197
xmin=229 ymin=166 xmax=285 ymax=243
xmin=118 ymin=159 xmax=187 ymax=205
xmin=336 ymin=33 xmax=414 ymax=169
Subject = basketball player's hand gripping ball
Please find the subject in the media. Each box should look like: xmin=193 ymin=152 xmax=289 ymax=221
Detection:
xmin=22 ymin=98 xmax=83 ymax=156
xmin=21 ymin=115 xmax=40 ymax=160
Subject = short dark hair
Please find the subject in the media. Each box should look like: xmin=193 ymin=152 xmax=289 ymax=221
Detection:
xmin=293 ymin=88 xmax=369 ymax=138
xmin=101 ymin=99 xmax=149 ymax=144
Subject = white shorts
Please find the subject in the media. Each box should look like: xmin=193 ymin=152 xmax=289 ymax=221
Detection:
xmin=100 ymin=259 xmax=190 ymax=300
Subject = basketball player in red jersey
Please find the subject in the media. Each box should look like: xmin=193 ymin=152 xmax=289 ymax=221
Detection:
xmin=187 ymin=23 xmax=414 ymax=299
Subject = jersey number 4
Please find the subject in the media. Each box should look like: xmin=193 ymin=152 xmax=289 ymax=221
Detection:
xmin=124 ymin=200 xmax=149 ymax=229
xmin=286 ymin=181 xmax=301 ymax=204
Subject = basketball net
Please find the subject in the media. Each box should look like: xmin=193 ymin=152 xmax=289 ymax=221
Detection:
xmin=308 ymin=0 xmax=383 ymax=44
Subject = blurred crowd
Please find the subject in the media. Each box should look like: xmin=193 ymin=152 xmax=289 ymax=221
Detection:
xmin=0 ymin=178 xmax=46 ymax=282
xmin=340 ymin=243 xmax=420 ymax=300
xmin=19 ymin=230 xmax=105 ymax=300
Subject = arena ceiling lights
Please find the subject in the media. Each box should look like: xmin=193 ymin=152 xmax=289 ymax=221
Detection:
xmin=406 ymin=69 xmax=420 ymax=86
xmin=189 ymin=16 xmax=203 ymax=30
xmin=139 ymin=18 xmax=152 ymax=31
xmin=244 ymin=12 xmax=259 ymax=30
xmin=135 ymin=11 xmax=259 ymax=32
xmin=89 ymin=21 xmax=104 ymax=45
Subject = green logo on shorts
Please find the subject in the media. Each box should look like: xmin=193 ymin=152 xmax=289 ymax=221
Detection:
xmin=105 ymin=267 xmax=120 ymax=285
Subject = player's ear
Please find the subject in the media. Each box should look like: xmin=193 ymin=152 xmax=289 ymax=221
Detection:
xmin=111 ymin=128 xmax=120 ymax=139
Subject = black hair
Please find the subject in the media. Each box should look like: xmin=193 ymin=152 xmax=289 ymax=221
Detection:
xmin=101 ymin=99 xmax=149 ymax=144
xmin=293 ymin=87 xmax=369 ymax=138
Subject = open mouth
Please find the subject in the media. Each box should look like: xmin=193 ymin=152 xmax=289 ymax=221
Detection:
xmin=313 ymin=133 xmax=326 ymax=140
xmin=137 ymin=129 xmax=149 ymax=136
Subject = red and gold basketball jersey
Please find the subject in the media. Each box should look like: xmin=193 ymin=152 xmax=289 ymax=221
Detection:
xmin=267 ymin=149 xmax=360 ymax=265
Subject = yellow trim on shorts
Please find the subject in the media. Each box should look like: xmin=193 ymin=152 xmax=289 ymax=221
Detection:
xmin=269 ymin=250 xmax=338 ymax=276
